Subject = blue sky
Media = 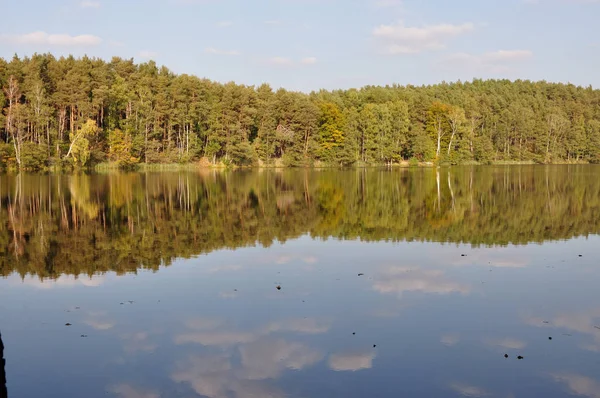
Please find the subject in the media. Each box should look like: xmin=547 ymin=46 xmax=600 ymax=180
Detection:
xmin=0 ymin=0 xmax=598 ymax=91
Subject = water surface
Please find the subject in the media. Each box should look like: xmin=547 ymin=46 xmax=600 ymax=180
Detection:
xmin=1 ymin=166 xmax=600 ymax=398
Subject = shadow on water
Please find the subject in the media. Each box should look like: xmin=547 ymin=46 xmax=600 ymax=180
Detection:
xmin=0 ymin=332 xmax=6 ymax=398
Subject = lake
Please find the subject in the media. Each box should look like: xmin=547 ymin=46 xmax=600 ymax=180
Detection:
xmin=1 ymin=166 xmax=600 ymax=398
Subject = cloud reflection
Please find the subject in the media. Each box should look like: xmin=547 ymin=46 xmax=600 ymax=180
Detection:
xmin=483 ymin=337 xmax=526 ymax=350
xmin=16 ymin=274 xmax=105 ymax=289
xmin=373 ymin=267 xmax=470 ymax=297
xmin=238 ymin=338 xmax=323 ymax=380
xmin=450 ymin=383 xmax=490 ymax=397
xmin=552 ymin=373 xmax=600 ymax=398
xmin=110 ymin=384 xmax=160 ymax=398
xmin=441 ymin=334 xmax=460 ymax=347
xmin=328 ymin=351 xmax=376 ymax=371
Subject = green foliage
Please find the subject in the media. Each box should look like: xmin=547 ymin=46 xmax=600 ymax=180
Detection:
xmin=1 ymin=54 xmax=600 ymax=167
xmin=318 ymin=102 xmax=346 ymax=163
xmin=68 ymin=119 xmax=98 ymax=167
xmin=108 ymin=128 xmax=140 ymax=169
xmin=20 ymin=142 xmax=48 ymax=170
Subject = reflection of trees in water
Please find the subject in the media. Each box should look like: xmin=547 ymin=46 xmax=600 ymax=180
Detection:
xmin=1 ymin=332 xmax=6 ymax=398
xmin=1 ymin=166 xmax=600 ymax=278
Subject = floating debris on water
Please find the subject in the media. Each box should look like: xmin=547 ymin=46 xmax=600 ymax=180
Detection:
xmin=65 ymin=323 xmax=72 ymax=326
xmin=549 ymin=337 xmax=552 ymax=340
xmin=276 ymin=285 xmax=281 ymax=290
xmin=517 ymin=356 xmax=524 ymax=360
xmin=358 ymin=273 xmax=365 ymax=277
xmin=352 ymin=332 xmax=356 ymax=335
xmin=373 ymin=344 xmax=377 ymax=348
xmin=80 ymin=335 xmax=88 ymax=338
xmin=461 ymin=254 xmax=467 ymax=257
xmin=504 ymin=354 xmax=509 ymax=358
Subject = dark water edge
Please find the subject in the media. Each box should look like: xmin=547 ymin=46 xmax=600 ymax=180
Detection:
xmin=1 ymin=166 xmax=599 ymax=398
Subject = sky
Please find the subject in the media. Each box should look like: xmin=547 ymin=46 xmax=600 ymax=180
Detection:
xmin=0 ymin=0 xmax=598 ymax=92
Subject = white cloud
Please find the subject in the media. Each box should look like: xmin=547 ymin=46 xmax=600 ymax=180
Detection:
xmin=484 ymin=50 xmax=533 ymax=61
xmin=269 ymin=57 xmax=294 ymax=66
xmin=138 ymin=50 xmax=158 ymax=59
xmin=205 ymin=47 xmax=241 ymax=56
xmin=217 ymin=21 xmax=233 ymax=27
xmin=328 ymin=351 xmax=376 ymax=371
xmin=0 ymin=31 xmax=102 ymax=47
xmin=80 ymin=0 xmax=100 ymax=7
xmin=441 ymin=50 xmax=533 ymax=75
xmin=301 ymin=57 xmax=318 ymax=65
xmin=373 ymin=21 xmax=475 ymax=54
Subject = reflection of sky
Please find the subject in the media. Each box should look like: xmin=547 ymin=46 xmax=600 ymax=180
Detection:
xmin=1 ymin=236 xmax=600 ymax=397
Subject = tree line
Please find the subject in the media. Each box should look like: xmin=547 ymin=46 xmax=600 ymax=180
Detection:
xmin=1 ymin=54 xmax=600 ymax=170
xmin=1 ymin=166 xmax=599 ymax=278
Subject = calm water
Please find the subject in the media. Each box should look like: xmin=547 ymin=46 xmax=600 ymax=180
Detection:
xmin=1 ymin=166 xmax=600 ymax=398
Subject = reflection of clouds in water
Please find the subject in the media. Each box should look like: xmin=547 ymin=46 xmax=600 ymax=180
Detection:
xmin=272 ymin=254 xmax=319 ymax=265
xmin=372 ymin=308 xmax=402 ymax=318
xmin=441 ymin=334 xmax=460 ymax=347
xmin=262 ymin=318 xmax=331 ymax=334
xmin=171 ymin=348 xmax=293 ymax=398
xmin=175 ymin=331 xmax=256 ymax=347
xmin=16 ymin=274 xmax=104 ymax=289
xmin=219 ymin=291 xmax=239 ymax=299
xmin=175 ymin=317 xmax=330 ymax=347
xmin=84 ymin=311 xmax=115 ymax=330
xmin=84 ymin=318 xmax=115 ymax=330
xmin=373 ymin=267 xmax=470 ymax=297
xmin=185 ymin=317 xmax=224 ymax=331
xmin=276 ymin=255 xmax=293 ymax=265
xmin=171 ymin=317 xmax=326 ymax=397
xmin=450 ymin=383 xmax=490 ymax=397
xmin=525 ymin=308 xmax=600 ymax=349
xmin=552 ymin=373 xmax=600 ymax=398
xmin=483 ymin=337 xmax=526 ymax=350
xmin=303 ymin=256 xmax=318 ymax=264
xmin=449 ymin=250 xmax=529 ymax=268
xmin=208 ymin=264 xmax=243 ymax=273
xmin=239 ymin=338 xmax=323 ymax=379
xmin=581 ymin=343 xmax=600 ymax=353
xmin=110 ymin=384 xmax=159 ymax=398
xmin=121 ymin=332 xmax=157 ymax=354
xmin=328 ymin=351 xmax=375 ymax=371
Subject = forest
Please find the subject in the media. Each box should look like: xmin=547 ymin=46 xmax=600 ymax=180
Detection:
xmin=1 ymin=54 xmax=600 ymax=170
xmin=1 ymin=167 xmax=599 ymax=278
